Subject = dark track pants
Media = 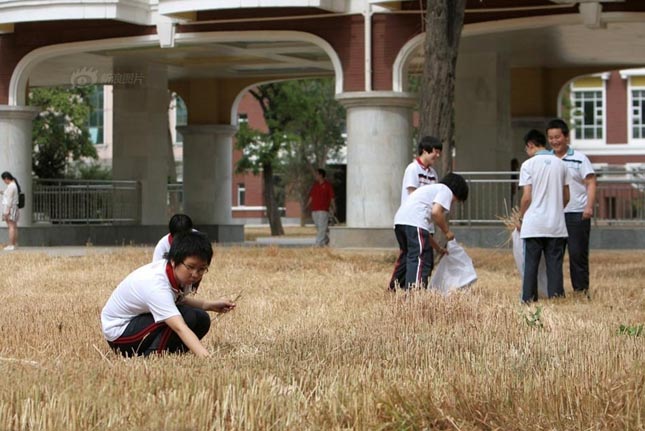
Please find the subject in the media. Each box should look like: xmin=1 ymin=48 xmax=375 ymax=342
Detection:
xmin=522 ymin=237 xmax=567 ymax=302
xmin=389 ymin=225 xmax=434 ymax=290
xmin=565 ymin=212 xmax=591 ymax=292
xmin=108 ymin=305 xmax=211 ymax=357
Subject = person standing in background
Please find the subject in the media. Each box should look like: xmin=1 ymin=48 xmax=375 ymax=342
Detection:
xmin=1 ymin=171 xmax=20 ymax=251
xmin=307 ymin=168 xmax=335 ymax=247
xmin=547 ymin=119 xmax=597 ymax=298
xmin=400 ymin=136 xmax=442 ymax=205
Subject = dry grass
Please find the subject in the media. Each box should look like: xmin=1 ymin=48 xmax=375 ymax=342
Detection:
xmin=0 ymin=245 xmax=643 ymax=430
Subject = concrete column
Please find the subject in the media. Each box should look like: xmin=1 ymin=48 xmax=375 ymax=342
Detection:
xmin=455 ymin=52 xmax=513 ymax=171
xmin=0 ymin=105 xmax=39 ymax=226
xmin=178 ymin=124 xmax=236 ymax=225
xmin=112 ymin=62 xmax=170 ymax=225
xmin=336 ymin=91 xmax=416 ymax=228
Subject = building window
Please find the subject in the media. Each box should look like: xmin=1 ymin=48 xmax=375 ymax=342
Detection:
xmin=631 ymin=89 xmax=645 ymax=139
xmin=88 ymin=86 xmax=104 ymax=145
xmin=571 ymin=90 xmax=603 ymax=140
xmin=237 ymin=183 xmax=246 ymax=206
xmin=238 ymin=113 xmax=248 ymax=124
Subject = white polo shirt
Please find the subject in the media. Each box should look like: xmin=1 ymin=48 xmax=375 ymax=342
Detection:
xmin=101 ymin=259 xmax=182 ymax=341
xmin=152 ymin=233 xmax=172 ymax=262
xmin=394 ymin=183 xmax=453 ymax=233
xmin=519 ymin=151 xmax=570 ymax=239
xmin=400 ymin=158 xmax=438 ymax=205
xmin=556 ymin=147 xmax=595 ymax=213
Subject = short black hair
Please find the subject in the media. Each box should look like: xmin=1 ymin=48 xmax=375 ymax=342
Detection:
xmin=166 ymin=231 xmax=213 ymax=265
xmin=168 ymin=214 xmax=193 ymax=236
xmin=524 ymin=129 xmax=547 ymax=147
xmin=417 ymin=136 xmax=442 ymax=156
xmin=546 ymin=118 xmax=570 ymax=137
xmin=440 ymin=173 xmax=469 ymax=202
xmin=317 ymin=168 xmax=326 ymax=178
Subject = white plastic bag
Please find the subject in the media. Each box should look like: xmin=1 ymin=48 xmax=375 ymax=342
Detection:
xmin=511 ymin=229 xmax=548 ymax=298
xmin=430 ymin=240 xmax=477 ymax=294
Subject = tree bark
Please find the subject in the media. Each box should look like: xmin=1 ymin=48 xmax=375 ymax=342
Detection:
xmin=262 ymin=162 xmax=285 ymax=236
xmin=419 ymin=0 xmax=466 ymax=176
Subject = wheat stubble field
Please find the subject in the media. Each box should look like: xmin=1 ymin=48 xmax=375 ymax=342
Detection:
xmin=0 ymin=244 xmax=643 ymax=430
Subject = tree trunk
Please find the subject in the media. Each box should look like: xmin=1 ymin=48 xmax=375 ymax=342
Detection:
xmin=262 ymin=162 xmax=285 ymax=236
xmin=419 ymin=0 xmax=466 ymax=176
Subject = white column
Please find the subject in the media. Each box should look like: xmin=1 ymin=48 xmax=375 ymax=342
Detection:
xmin=455 ymin=51 xmax=512 ymax=171
xmin=112 ymin=62 xmax=169 ymax=225
xmin=337 ymin=91 xmax=416 ymax=228
xmin=0 ymin=105 xmax=39 ymax=226
xmin=178 ymin=124 xmax=236 ymax=225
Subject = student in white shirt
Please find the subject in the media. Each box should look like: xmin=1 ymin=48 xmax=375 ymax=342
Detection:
xmin=389 ymin=173 xmax=469 ymax=290
xmin=1 ymin=171 xmax=21 ymax=251
xmin=517 ymin=129 xmax=570 ymax=302
xmin=547 ymin=118 xmax=596 ymax=297
xmin=102 ymin=231 xmax=236 ymax=357
xmin=400 ymin=135 xmax=442 ymax=205
xmin=153 ymin=213 xmax=194 ymax=262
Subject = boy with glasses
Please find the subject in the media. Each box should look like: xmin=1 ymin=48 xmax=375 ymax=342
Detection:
xmin=101 ymin=231 xmax=236 ymax=357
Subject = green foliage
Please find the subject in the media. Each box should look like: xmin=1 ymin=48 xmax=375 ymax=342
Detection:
xmin=617 ymin=324 xmax=643 ymax=337
xmin=66 ymin=160 xmax=112 ymax=180
xmin=29 ymin=86 xmax=97 ymax=179
xmin=523 ymin=306 xmax=544 ymax=329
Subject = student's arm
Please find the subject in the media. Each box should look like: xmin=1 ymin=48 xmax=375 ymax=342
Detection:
xmin=583 ymin=174 xmax=596 ymax=219
xmin=181 ymin=296 xmax=236 ymax=313
xmin=563 ymin=184 xmax=570 ymax=209
xmin=518 ymin=185 xmax=532 ymax=230
xmin=406 ymin=186 xmax=416 ymax=196
xmin=164 ymin=315 xmax=210 ymax=357
xmin=431 ymin=203 xmax=454 ymax=241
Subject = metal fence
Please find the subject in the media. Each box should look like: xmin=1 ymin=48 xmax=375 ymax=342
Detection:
xmin=30 ymin=171 xmax=645 ymax=225
xmin=33 ymin=179 xmax=141 ymax=224
xmin=452 ymin=170 xmax=645 ymax=225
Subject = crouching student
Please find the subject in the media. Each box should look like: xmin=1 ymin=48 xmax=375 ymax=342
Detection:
xmin=389 ymin=173 xmax=469 ymax=290
xmin=101 ymin=231 xmax=236 ymax=357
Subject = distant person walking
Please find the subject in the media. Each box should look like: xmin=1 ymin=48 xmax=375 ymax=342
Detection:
xmin=517 ymin=130 xmax=570 ymax=302
xmin=307 ymin=168 xmax=335 ymax=247
xmin=1 ymin=171 xmax=20 ymax=251
xmin=400 ymin=136 xmax=442 ymax=205
xmin=547 ymin=118 xmax=596 ymax=297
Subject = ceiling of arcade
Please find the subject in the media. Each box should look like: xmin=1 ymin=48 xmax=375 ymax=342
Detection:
xmin=25 ymin=1 xmax=645 ymax=90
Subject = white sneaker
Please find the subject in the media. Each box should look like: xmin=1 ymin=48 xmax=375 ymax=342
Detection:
xmin=3 ymin=245 xmax=15 ymax=251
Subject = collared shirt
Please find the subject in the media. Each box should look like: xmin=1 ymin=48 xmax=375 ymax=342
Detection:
xmin=519 ymin=151 xmax=570 ymax=238
xmin=394 ymin=183 xmax=453 ymax=233
xmin=551 ymin=147 xmax=595 ymax=213
xmin=400 ymin=158 xmax=438 ymax=205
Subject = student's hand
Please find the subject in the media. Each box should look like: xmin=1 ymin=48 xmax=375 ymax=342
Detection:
xmin=212 ymin=300 xmax=236 ymax=313
xmin=582 ymin=207 xmax=593 ymax=220
xmin=436 ymin=246 xmax=448 ymax=256
xmin=444 ymin=230 xmax=455 ymax=241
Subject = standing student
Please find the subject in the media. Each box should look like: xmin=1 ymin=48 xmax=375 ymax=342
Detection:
xmin=1 ymin=171 xmax=20 ymax=251
xmin=153 ymin=214 xmax=194 ymax=262
xmin=517 ymin=129 xmax=570 ymax=302
xmin=400 ymin=136 xmax=442 ymax=205
xmin=306 ymin=168 xmax=335 ymax=247
xmin=102 ymin=231 xmax=236 ymax=357
xmin=389 ymin=173 xmax=469 ymax=290
xmin=547 ymin=118 xmax=596 ymax=297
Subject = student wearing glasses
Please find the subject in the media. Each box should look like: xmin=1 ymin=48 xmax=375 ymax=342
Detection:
xmin=101 ymin=231 xmax=236 ymax=357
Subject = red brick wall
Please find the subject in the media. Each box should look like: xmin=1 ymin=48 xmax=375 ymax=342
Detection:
xmin=605 ymin=71 xmax=628 ymax=145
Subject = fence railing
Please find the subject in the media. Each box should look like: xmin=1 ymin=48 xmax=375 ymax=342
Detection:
xmin=30 ymin=171 xmax=645 ymax=225
xmin=33 ymin=179 xmax=141 ymax=224
xmin=452 ymin=170 xmax=645 ymax=225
